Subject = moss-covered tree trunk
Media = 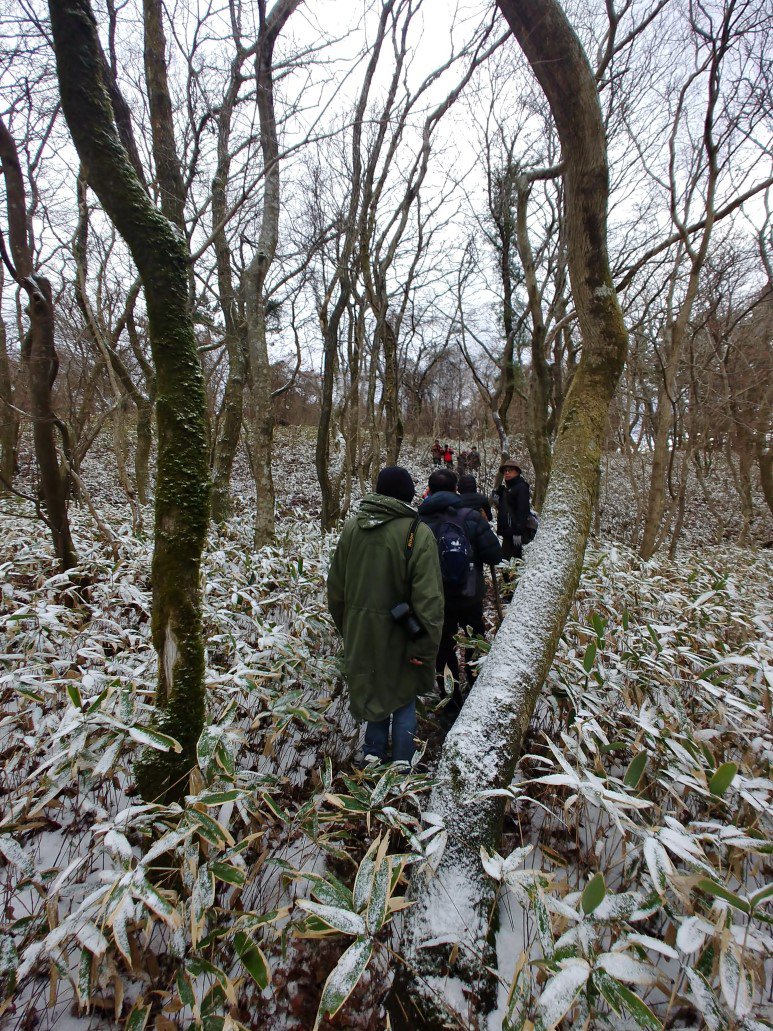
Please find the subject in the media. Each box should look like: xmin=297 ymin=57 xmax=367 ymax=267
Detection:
xmin=396 ymin=1 xmax=628 ymax=1024
xmin=49 ymin=0 xmax=210 ymax=801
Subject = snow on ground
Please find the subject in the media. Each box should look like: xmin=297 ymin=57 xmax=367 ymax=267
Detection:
xmin=0 ymin=429 xmax=771 ymax=1029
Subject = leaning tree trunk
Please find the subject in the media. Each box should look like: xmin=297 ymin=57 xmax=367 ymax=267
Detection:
xmin=49 ymin=0 xmax=210 ymax=802
xmin=396 ymin=1 xmax=628 ymax=1025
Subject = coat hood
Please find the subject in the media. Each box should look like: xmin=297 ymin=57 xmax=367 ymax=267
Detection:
xmin=417 ymin=490 xmax=461 ymax=516
xmin=356 ymin=493 xmax=417 ymax=530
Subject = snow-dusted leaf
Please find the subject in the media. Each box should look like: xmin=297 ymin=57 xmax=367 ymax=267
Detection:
xmin=128 ymin=725 xmax=182 ymax=753
xmin=75 ymin=921 xmax=108 ymax=958
xmin=314 ymin=936 xmax=373 ymax=1028
xmin=719 ymin=941 xmax=752 ymax=1017
xmin=0 ymin=835 xmax=35 ymax=879
xmin=535 ymin=959 xmax=591 ymax=1030
xmin=643 ymin=836 xmax=673 ymax=894
xmin=596 ymin=952 xmax=658 ymax=986
xmin=685 ymin=968 xmax=728 ymax=1031
xmin=622 ymin=933 xmax=678 ymax=960
xmin=480 ymin=847 xmax=504 ymax=882
xmin=676 ymin=916 xmax=712 ymax=954
xmin=296 ymin=900 xmax=367 ymax=937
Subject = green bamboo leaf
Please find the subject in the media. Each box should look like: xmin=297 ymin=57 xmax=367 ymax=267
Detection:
xmin=128 ymin=725 xmax=182 ymax=753
xmin=66 ymin=682 xmax=82 ymax=710
xmin=709 ymin=762 xmax=738 ymax=798
xmin=176 ymin=970 xmax=195 ymax=1008
xmin=750 ymin=883 xmax=773 ymax=910
xmin=583 ymin=642 xmax=596 ymax=672
xmin=581 ymin=872 xmax=606 ymax=915
xmin=697 ymin=878 xmax=749 ymax=914
xmin=233 ymin=931 xmax=270 ymax=989
xmin=187 ymin=809 xmax=234 ymax=847
xmin=124 ymin=1001 xmax=151 ymax=1031
xmin=197 ymin=790 xmax=243 ymax=806
xmin=611 ymin=982 xmax=662 ymax=1030
xmin=314 ymin=937 xmax=373 ymax=1029
xmin=624 ymin=751 xmax=647 ymax=789
xmin=13 ymin=686 xmax=45 ymax=703
xmin=210 ymin=861 xmax=246 ymax=886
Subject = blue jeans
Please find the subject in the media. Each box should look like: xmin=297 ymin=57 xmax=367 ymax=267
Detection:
xmin=363 ymin=699 xmax=416 ymax=763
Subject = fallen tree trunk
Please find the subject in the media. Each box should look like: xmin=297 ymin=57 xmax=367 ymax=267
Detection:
xmin=396 ymin=1 xmax=628 ymax=1025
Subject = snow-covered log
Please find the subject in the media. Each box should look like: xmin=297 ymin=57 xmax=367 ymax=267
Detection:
xmin=396 ymin=0 xmax=629 ymax=1024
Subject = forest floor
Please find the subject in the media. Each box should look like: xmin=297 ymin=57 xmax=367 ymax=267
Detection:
xmin=0 ymin=429 xmax=771 ymax=1031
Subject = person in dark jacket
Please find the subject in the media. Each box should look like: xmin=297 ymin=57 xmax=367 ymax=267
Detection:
xmin=327 ymin=466 xmax=444 ymax=765
xmin=418 ymin=469 xmax=502 ymax=717
xmin=458 ymin=473 xmax=493 ymax=522
xmin=495 ymin=459 xmax=531 ymax=560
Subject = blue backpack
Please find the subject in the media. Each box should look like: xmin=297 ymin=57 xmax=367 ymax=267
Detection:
xmin=427 ymin=508 xmax=477 ymax=599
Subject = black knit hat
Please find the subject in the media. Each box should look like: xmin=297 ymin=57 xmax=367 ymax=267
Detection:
xmin=376 ymin=466 xmax=416 ymax=502
xmin=458 ymin=474 xmax=477 ymax=494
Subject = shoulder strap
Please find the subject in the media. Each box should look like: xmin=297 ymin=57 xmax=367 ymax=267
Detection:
xmin=404 ymin=514 xmax=421 ymax=567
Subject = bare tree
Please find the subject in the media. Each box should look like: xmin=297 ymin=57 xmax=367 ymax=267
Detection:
xmin=0 ymin=114 xmax=77 ymax=570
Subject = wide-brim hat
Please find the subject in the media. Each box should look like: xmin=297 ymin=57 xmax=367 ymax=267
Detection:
xmin=499 ymin=459 xmax=522 ymax=473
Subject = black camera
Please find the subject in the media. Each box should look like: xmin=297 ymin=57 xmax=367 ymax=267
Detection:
xmin=390 ymin=602 xmax=424 ymax=640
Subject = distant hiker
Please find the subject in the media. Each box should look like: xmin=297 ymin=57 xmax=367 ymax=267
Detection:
xmin=468 ymin=446 xmax=480 ymax=472
xmin=495 ymin=459 xmax=531 ymax=561
xmin=457 ymin=450 xmax=469 ymax=477
xmin=431 ymin=439 xmax=443 ymax=467
xmin=443 ymin=444 xmax=454 ymax=468
xmin=458 ymin=474 xmax=493 ymax=522
xmin=327 ymin=466 xmax=444 ymax=765
xmin=418 ymin=468 xmax=502 ymax=719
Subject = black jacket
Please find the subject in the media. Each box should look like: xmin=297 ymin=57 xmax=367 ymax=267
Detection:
xmin=418 ymin=491 xmax=503 ymax=604
xmin=495 ymin=476 xmax=530 ymax=537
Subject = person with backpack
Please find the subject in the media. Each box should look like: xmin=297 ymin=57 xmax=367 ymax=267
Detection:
xmin=494 ymin=459 xmax=531 ymax=560
xmin=418 ymin=469 xmax=502 ymax=719
xmin=327 ymin=466 xmax=444 ymax=766
xmin=458 ymin=473 xmax=493 ymax=522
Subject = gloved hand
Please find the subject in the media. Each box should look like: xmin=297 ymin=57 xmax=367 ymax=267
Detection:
xmin=513 ymin=535 xmax=522 ymax=547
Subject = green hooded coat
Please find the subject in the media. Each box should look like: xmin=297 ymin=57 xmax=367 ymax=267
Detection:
xmin=327 ymin=494 xmax=444 ymax=722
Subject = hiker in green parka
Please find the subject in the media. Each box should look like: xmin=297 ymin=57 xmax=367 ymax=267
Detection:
xmin=327 ymin=466 xmax=444 ymax=764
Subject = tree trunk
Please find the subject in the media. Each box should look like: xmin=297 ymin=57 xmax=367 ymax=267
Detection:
xmin=316 ymin=317 xmax=342 ymax=530
xmin=49 ymin=0 xmax=210 ymax=802
xmin=209 ymin=55 xmax=247 ymax=524
xmin=244 ymin=0 xmax=301 ymax=548
xmin=516 ymin=177 xmax=552 ymax=507
xmin=0 ymin=117 xmax=76 ymax=570
xmin=397 ymin=1 xmax=628 ymax=1023
xmin=143 ymin=0 xmax=186 ymax=231
xmin=381 ymin=316 xmax=403 ymax=464
xmin=0 ymin=308 xmax=18 ymax=491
